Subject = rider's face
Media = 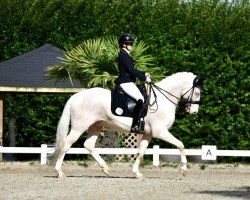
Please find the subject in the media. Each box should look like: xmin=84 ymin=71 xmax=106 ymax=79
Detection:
xmin=124 ymin=43 xmax=133 ymax=52
xmin=127 ymin=44 xmax=133 ymax=51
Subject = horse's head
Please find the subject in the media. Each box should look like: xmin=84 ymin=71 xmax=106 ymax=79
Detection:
xmin=181 ymin=76 xmax=204 ymax=114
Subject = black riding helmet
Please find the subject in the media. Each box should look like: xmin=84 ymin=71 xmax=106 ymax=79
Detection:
xmin=118 ymin=33 xmax=135 ymax=48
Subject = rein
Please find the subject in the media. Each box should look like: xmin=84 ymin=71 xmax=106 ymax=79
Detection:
xmin=147 ymin=82 xmax=201 ymax=112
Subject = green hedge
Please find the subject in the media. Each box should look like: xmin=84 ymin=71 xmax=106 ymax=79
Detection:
xmin=1 ymin=0 xmax=249 ymax=161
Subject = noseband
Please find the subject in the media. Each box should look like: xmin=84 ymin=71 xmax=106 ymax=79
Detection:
xmin=182 ymin=86 xmax=201 ymax=106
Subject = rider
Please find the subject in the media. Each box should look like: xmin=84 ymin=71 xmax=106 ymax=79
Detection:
xmin=115 ymin=33 xmax=151 ymax=134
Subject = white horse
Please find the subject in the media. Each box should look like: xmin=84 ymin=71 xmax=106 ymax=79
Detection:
xmin=50 ymin=72 xmax=204 ymax=179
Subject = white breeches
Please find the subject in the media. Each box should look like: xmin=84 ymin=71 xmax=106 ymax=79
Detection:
xmin=120 ymin=82 xmax=144 ymax=102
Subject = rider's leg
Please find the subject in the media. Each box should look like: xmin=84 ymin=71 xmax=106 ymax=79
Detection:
xmin=120 ymin=82 xmax=145 ymax=133
xmin=130 ymin=99 xmax=144 ymax=133
xmin=120 ymin=82 xmax=144 ymax=102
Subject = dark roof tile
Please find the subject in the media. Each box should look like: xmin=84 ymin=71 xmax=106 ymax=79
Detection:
xmin=0 ymin=44 xmax=81 ymax=88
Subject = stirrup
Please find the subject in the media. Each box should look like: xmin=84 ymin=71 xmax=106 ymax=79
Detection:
xmin=130 ymin=126 xmax=146 ymax=134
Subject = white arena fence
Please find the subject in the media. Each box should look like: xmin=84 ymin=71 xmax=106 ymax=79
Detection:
xmin=0 ymin=145 xmax=249 ymax=166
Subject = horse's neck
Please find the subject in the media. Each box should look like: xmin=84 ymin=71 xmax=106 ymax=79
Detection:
xmin=156 ymin=79 xmax=182 ymax=99
xmin=153 ymin=72 xmax=194 ymax=105
xmin=156 ymin=72 xmax=193 ymax=97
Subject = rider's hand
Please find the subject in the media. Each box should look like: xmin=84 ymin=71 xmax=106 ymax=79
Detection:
xmin=145 ymin=73 xmax=151 ymax=83
xmin=145 ymin=73 xmax=151 ymax=78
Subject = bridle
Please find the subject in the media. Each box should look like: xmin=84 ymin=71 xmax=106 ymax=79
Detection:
xmin=147 ymin=76 xmax=203 ymax=112
xmin=182 ymin=85 xmax=202 ymax=106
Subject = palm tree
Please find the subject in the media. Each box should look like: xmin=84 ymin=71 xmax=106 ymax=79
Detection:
xmin=45 ymin=36 xmax=157 ymax=89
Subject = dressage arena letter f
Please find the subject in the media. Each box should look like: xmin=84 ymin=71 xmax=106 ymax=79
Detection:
xmin=202 ymin=145 xmax=217 ymax=160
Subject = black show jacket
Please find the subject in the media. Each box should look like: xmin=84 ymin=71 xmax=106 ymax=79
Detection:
xmin=116 ymin=49 xmax=146 ymax=84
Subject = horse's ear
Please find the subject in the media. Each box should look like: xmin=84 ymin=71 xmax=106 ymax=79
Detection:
xmin=193 ymin=76 xmax=205 ymax=87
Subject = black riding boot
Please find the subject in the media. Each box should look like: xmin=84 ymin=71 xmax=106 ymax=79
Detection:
xmin=131 ymin=99 xmax=145 ymax=134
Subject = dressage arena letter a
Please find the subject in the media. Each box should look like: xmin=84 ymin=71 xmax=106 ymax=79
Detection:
xmin=202 ymin=145 xmax=217 ymax=160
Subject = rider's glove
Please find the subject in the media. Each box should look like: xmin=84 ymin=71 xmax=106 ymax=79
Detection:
xmin=145 ymin=73 xmax=151 ymax=83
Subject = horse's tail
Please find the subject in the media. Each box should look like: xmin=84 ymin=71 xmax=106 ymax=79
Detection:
xmin=48 ymin=96 xmax=74 ymax=164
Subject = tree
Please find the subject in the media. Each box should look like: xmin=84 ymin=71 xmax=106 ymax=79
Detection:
xmin=1 ymin=0 xmax=249 ymax=161
xmin=45 ymin=36 xmax=157 ymax=88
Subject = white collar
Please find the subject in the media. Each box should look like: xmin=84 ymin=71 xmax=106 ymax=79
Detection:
xmin=122 ymin=48 xmax=131 ymax=55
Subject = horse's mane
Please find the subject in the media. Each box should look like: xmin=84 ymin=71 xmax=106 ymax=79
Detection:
xmin=157 ymin=72 xmax=194 ymax=86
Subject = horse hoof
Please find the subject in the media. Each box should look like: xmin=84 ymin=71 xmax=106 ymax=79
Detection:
xmin=58 ymin=173 xmax=67 ymax=179
xmin=57 ymin=170 xmax=67 ymax=179
xmin=58 ymin=174 xmax=67 ymax=179
xmin=102 ymin=167 xmax=110 ymax=176
xmin=179 ymin=168 xmax=188 ymax=176
xmin=134 ymin=172 xmax=145 ymax=180
xmin=136 ymin=175 xmax=145 ymax=180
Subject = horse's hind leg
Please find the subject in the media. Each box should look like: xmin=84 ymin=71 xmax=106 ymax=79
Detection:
xmin=55 ymin=128 xmax=86 ymax=179
xmin=84 ymin=125 xmax=110 ymax=176
xmin=132 ymin=134 xmax=152 ymax=179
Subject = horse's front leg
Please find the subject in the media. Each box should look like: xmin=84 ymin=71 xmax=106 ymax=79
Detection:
xmin=156 ymin=129 xmax=187 ymax=175
xmin=132 ymin=134 xmax=152 ymax=179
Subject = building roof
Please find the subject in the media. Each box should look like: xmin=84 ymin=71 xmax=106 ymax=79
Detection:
xmin=0 ymin=44 xmax=82 ymax=93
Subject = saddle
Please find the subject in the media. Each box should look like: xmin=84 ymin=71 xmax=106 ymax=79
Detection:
xmin=111 ymin=84 xmax=149 ymax=118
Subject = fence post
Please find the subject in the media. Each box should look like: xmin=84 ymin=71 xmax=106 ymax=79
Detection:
xmin=41 ymin=144 xmax=47 ymax=165
xmin=0 ymin=92 xmax=4 ymax=161
xmin=153 ymin=145 xmax=160 ymax=166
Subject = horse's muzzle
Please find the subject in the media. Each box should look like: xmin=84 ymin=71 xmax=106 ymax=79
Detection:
xmin=185 ymin=104 xmax=199 ymax=114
